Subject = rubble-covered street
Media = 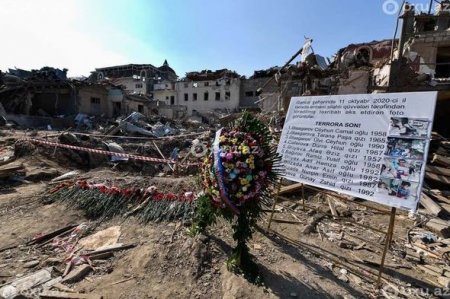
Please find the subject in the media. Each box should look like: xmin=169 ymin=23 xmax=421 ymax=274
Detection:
xmin=0 ymin=122 xmax=448 ymax=298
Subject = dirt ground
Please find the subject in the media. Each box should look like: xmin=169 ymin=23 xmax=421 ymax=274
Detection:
xmin=0 ymin=131 xmax=446 ymax=299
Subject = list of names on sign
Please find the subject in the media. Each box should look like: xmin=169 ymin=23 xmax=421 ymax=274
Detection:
xmin=278 ymin=92 xmax=437 ymax=211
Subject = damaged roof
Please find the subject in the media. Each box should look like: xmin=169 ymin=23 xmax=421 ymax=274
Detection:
xmin=183 ymin=69 xmax=240 ymax=81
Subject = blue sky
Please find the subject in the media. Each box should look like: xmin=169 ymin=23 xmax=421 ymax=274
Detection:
xmin=0 ymin=0 xmax=439 ymax=77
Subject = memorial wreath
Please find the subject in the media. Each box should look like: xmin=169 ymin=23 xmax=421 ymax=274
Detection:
xmin=191 ymin=112 xmax=281 ymax=278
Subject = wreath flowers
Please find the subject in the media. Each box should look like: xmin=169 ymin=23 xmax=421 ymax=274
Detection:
xmin=192 ymin=112 xmax=281 ymax=276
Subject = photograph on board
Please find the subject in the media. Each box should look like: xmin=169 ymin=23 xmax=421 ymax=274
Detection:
xmin=375 ymin=178 xmax=418 ymax=201
xmin=380 ymin=158 xmax=423 ymax=182
xmin=388 ymin=118 xmax=430 ymax=137
xmin=396 ymin=180 xmax=418 ymax=200
xmin=384 ymin=138 xmax=426 ymax=160
xmin=376 ymin=178 xmax=400 ymax=196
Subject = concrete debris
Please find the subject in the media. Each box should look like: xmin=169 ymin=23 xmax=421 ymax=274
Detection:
xmin=51 ymin=170 xmax=80 ymax=183
xmin=61 ymin=264 xmax=92 ymax=283
xmin=78 ymin=226 xmax=121 ymax=251
xmin=0 ymin=267 xmax=53 ymax=299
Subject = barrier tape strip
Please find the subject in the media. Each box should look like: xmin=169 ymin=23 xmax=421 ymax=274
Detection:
xmin=68 ymin=131 xmax=207 ymax=140
xmin=25 ymin=138 xmax=200 ymax=166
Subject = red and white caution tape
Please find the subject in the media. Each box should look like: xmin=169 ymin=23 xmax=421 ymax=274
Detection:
xmin=25 ymin=138 xmax=201 ymax=165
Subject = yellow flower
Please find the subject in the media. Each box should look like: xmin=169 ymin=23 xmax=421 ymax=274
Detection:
xmin=240 ymin=178 xmax=249 ymax=185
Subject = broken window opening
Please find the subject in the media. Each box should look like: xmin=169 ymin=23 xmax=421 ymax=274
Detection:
xmin=193 ymin=93 xmax=198 ymax=101
xmin=135 ymin=83 xmax=143 ymax=88
xmin=138 ymin=104 xmax=144 ymax=113
xmin=245 ymin=91 xmax=254 ymax=97
xmin=204 ymin=82 xmax=210 ymax=87
xmin=170 ymin=96 xmax=175 ymax=105
xmin=215 ymin=92 xmax=220 ymax=101
xmin=225 ymin=91 xmax=231 ymax=100
xmin=356 ymin=47 xmax=371 ymax=65
xmin=90 ymin=97 xmax=101 ymax=115
xmin=184 ymin=93 xmax=189 ymax=101
xmin=113 ymin=102 xmax=122 ymax=116
xmin=423 ymin=19 xmax=436 ymax=32
xmin=435 ymin=46 xmax=450 ymax=78
xmin=204 ymin=92 xmax=209 ymax=101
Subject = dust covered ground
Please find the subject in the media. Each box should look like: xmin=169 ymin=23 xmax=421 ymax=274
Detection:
xmin=0 ymin=130 xmax=446 ymax=299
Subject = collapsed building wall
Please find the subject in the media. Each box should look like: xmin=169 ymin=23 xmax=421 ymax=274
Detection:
xmin=92 ymin=61 xmax=177 ymax=96
xmin=0 ymin=78 xmax=77 ymax=117
xmin=77 ymin=85 xmax=111 ymax=117
xmin=0 ymin=67 xmax=126 ymax=126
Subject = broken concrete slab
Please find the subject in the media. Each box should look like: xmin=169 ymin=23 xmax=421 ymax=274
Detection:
xmin=51 ymin=170 xmax=80 ymax=183
xmin=78 ymin=226 xmax=121 ymax=251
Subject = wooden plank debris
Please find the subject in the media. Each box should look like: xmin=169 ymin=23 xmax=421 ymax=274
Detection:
xmin=272 ymin=183 xmax=304 ymax=196
xmin=27 ymin=224 xmax=79 ymax=246
xmin=40 ymin=290 xmax=103 ymax=299
xmin=327 ymin=197 xmax=338 ymax=218
xmin=51 ymin=282 xmax=75 ymax=293
xmin=426 ymin=189 xmax=450 ymax=204
xmin=0 ymin=156 xmax=16 ymax=167
xmin=420 ymin=193 xmax=444 ymax=217
xmin=426 ymin=165 xmax=450 ymax=177
xmin=417 ymin=264 xmax=443 ymax=276
xmin=84 ymin=243 xmax=137 ymax=257
xmin=438 ymin=277 xmax=450 ymax=288
xmin=425 ymin=172 xmax=450 ymax=185
xmin=0 ymin=164 xmax=25 ymax=178
xmin=425 ymin=217 xmax=450 ymax=238
xmin=432 ymin=154 xmax=450 ymax=167
xmin=61 ymin=265 xmax=91 ymax=283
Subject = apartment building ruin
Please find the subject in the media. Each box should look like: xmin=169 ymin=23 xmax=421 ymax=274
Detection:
xmin=92 ymin=60 xmax=177 ymax=96
xmin=174 ymin=69 xmax=241 ymax=117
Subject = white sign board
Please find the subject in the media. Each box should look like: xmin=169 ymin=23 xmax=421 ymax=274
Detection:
xmin=278 ymin=92 xmax=438 ymax=211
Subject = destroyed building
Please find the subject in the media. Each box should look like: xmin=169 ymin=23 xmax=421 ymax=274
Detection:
xmin=256 ymin=2 xmax=450 ymax=139
xmin=92 ymin=61 xmax=177 ymax=96
xmin=174 ymin=69 xmax=241 ymax=117
xmin=328 ymin=2 xmax=450 ymax=136
xmin=0 ymin=67 xmax=124 ymax=127
xmin=384 ymin=1 xmax=450 ymax=137
xmin=153 ymin=79 xmax=176 ymax=106
xmin=255 ymin=54 xmax=333 ymax=113
xmin=90 ymin=61 xmax=187 ymax=120
xmin=240 ymin=70 xmax=278 ymax=110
